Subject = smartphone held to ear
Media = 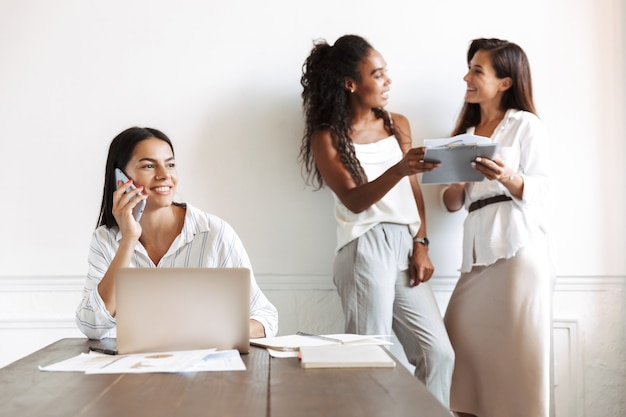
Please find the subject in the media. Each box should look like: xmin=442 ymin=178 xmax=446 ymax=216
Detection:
xmin=114 ymin=168 xmax=146 ymax=222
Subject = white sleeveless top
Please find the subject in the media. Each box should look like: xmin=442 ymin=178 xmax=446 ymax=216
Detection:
xmin=332 ymin=136 xmax=421 ymax=252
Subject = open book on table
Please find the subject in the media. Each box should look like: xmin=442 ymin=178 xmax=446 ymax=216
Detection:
xmin=250 ymin=333 xmax=392 ymax=352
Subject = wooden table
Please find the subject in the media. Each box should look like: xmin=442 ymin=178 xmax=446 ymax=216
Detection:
xmin=0 ymin=339 xmax=450 ymax=417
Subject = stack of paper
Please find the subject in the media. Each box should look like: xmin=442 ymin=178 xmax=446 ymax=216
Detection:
xmin=299 ymin=344 xmax=396 ymax=369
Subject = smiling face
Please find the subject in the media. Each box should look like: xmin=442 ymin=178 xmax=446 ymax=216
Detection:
xmin=463 ymin=49 xmax=511 ymax=109
xmin=347 ymin=48 xmax=392 ymax=108
xmin=124 ymin=137 xmax=178 ymax=210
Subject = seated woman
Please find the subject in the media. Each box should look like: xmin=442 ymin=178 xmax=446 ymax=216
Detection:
xmin=75 ymin=126 xmax=278 ymax=340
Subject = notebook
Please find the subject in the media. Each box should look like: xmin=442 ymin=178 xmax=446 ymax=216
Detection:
xmin=112 ymin=267 xmax=251 ymax=355
xmin=299 ymin=344 xmax=396 ymax=369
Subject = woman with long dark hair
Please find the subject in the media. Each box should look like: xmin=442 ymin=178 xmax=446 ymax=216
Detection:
xmin=443 ymin=38 xmax=554 ymax=417
xmin=76 ymin=127 xmax=278 ymax=340
xmin=300 ymin=35 xmax=454 ymax=407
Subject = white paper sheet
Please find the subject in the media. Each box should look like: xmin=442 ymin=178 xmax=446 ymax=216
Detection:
xmin=423 ymin=133 xmax=491 ymax=148
xmin=266 ymin=348 xmax=299 ymax=358
xmin=39 ymin=348 xmax=246 ymax=374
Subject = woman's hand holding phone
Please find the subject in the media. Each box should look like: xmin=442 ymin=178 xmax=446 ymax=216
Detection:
xmin=113 ymin=169 xmax=147 ymax=240
xmin=114 ymin=168 xmax=146 ymax=221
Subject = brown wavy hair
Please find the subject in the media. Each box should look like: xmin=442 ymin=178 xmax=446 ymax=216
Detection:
xmin=453 ymin=38 xmax=536 ymax=136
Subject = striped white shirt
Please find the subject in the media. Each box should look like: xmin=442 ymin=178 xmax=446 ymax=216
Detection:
xmin=75 ymin=203 xmax=278 ymax=339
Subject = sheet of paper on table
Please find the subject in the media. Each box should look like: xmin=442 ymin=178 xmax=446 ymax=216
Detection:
xmin=38 ymin=348 xmax=246 ymax=374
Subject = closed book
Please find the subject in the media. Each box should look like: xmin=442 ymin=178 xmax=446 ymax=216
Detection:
xmin=299 ymin=344 xmax=396 ymax=369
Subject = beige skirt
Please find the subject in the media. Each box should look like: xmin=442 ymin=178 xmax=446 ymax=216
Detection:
xmin=444 ymin=246 xmax=552 ymax=417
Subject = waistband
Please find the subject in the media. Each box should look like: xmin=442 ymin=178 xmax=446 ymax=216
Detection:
xmin=468 ymin=195 xmax=513 ymax=213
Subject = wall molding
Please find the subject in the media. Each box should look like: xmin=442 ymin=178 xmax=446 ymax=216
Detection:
xmin=1 ymin=274 xmax=622 ymax=328
xmin=0 ymin=276 xmax=84 ymax=292
xmin=553 ymin=319 xmax=584 ymax=417
xmin=2 ymin=274 xmax=622 ymax=290
xmin=0 ymin=318 xmax=79 ymax=330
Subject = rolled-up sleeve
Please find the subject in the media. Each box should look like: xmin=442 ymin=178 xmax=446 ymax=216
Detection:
xmin=75 ymin=229 xmax=117 ymax=339
xmin=212 ymin=217 xmax=279 ymax=337
xmin=249 ymin=274 xmax=278 ymax=337
xmin=518 ymin=116 xmax=552 ymax=206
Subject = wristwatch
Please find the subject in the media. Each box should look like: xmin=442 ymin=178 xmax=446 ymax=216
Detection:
xmin=413 ymin=237 xmax=429 ymax=246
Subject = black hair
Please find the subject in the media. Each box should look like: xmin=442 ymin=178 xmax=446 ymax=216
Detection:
xmin=97 ymin=127 xmax=174 ymax=228
xmin=299 ymin=34 xmax=394 ymax=189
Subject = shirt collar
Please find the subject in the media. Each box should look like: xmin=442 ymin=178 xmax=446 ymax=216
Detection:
xmin=114 ymin=202 xmax=209 ymax=245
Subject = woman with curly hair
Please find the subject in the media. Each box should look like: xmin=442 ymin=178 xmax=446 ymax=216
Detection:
xmin=299 ymin=34 xmax=454 ymax=407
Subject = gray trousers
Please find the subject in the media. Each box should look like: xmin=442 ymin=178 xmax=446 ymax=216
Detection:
xmin=333 ymin=223 xmax=454 ymax=408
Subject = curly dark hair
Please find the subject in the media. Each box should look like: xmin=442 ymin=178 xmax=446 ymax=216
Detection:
xmin=453 ymin=38 xmax=536 ymax=136
xmin=299 ymin=34 xmax=394 ymax=189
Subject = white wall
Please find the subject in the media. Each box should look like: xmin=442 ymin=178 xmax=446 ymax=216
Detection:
xmin=0 ymin=0 xmax=624 ymax=416
xmin=1 ymin=0 xmax=624 ymax=278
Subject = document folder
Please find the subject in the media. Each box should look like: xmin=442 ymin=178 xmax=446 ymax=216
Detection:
xmin=421 ymin=134 xmax=498 ymax=184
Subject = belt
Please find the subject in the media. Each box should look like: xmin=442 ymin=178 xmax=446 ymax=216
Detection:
xmin=468 ymin=195 xmax=513 ymax=212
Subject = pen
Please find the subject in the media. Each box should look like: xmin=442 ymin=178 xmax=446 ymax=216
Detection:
xmin=296 ymin=331 xmax=343 ymax=344
xmin=89 ymin=346 xmax=118 ymax=355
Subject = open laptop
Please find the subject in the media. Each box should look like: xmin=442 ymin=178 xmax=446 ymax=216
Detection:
xmin=102 ymin=267 xmax=251 ymax=355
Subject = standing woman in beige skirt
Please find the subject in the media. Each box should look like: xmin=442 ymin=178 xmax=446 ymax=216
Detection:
xmin=442 ymin=38 xmax=554 ymax=417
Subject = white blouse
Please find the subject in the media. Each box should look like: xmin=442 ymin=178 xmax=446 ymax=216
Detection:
xmin=75 ymin=203 xmax=278 ymax=339
xmin=447 ymin=109 xmax=553 ymax=273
